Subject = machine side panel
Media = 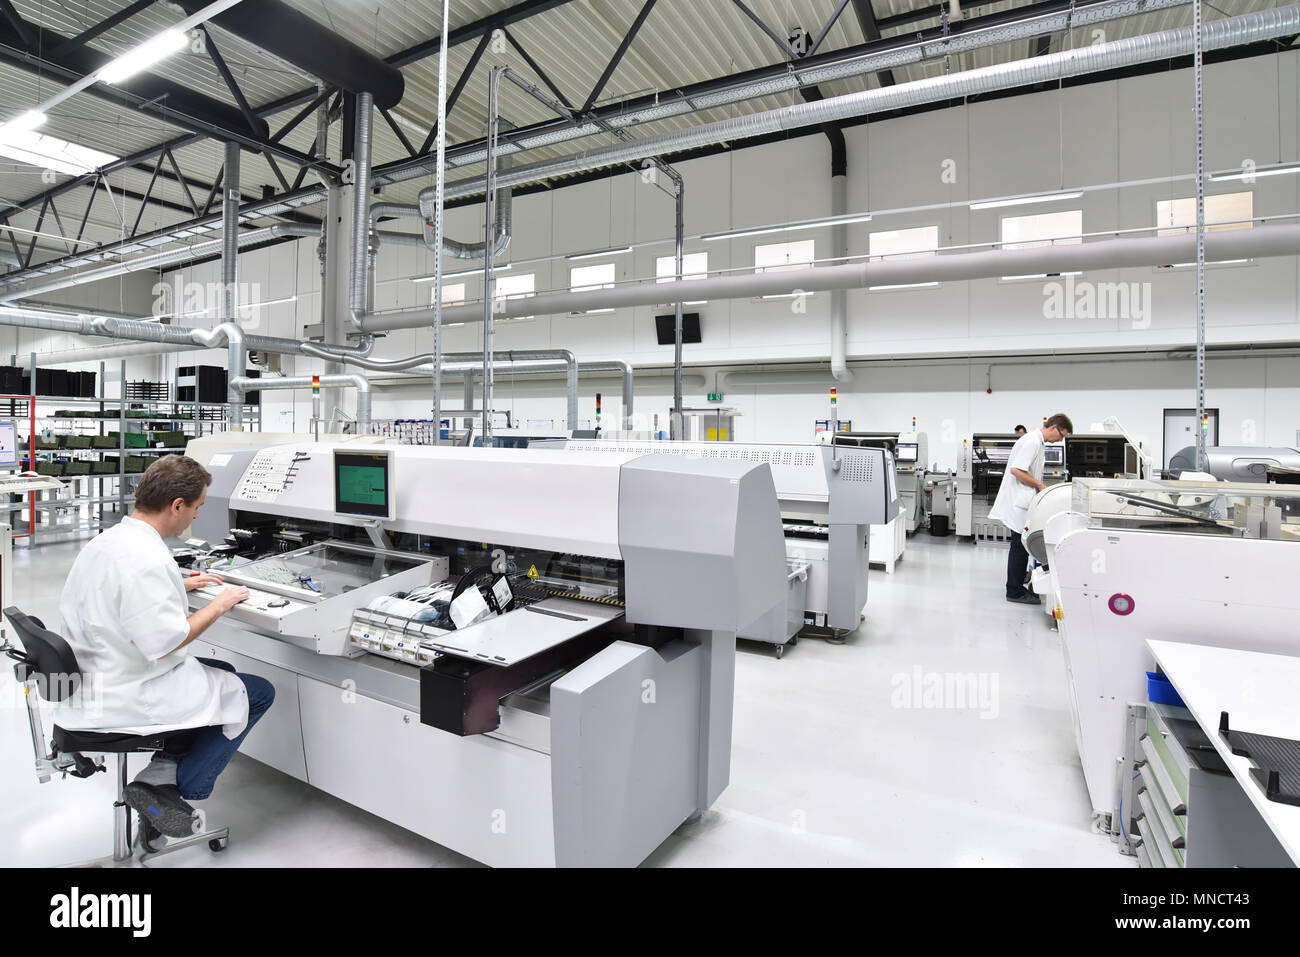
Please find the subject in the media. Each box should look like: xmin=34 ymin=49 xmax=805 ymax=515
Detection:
xmin=1054 ymin=528 xmax=1300 ymax=815
xmin=826 ymin=448 xmax=896 ymax=525
xmin=550 ymin=639 xmax=702 ymax=867
xmin=618 ymin=457 xmax=785 ymax=632
xmin=297 ymin=673 xmax=557 ymax=867
xmin=190 ymin=446 xmax=260 ymax=543
xmin=191 ymin=638 xmax=308 ymax=782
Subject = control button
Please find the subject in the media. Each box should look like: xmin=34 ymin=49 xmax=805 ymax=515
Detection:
xmin=266 ymin=599 xmax=290 ymax=608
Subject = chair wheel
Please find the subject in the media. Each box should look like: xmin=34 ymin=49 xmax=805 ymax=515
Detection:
xmin=773 ymin=643 xmax=784 ymax=659
xmin=209 ymin=837 xmax=228 ymax=852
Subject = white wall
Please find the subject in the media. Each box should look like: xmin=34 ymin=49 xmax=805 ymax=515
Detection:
xmin=29 ymin=50 xmax=1300 ymax=454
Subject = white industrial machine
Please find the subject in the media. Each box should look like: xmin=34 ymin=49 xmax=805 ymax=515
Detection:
xmin=544 ymin=439 xmax=898 ymax=653
xmin=1041 ymin=476 xmax=1300 ymax=846
xmin=183 ymin=438 xmax=787 ymax=866
xmin=956 ymin=433 xmax=1020 ymax=540
xmin=831 ymin=431 xmax=929 ymax=534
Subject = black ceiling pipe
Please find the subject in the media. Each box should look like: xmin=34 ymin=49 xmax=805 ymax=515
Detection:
xmin=0 ymin=17 xmax=267 ymax=138
xmin=174 ymin=0 xmax=406 ymax=109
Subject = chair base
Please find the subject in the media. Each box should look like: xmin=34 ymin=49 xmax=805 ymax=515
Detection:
xmin=62 ymin=824 xmax=231 ymax=868
xmin=56 ymin=751 xmax=231 ymax=867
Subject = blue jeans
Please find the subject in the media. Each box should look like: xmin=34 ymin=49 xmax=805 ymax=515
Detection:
xmin=156 ymin=658 xmax=274 ymax=801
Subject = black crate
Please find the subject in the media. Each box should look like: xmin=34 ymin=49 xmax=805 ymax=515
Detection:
xmin=196 ymin=365 xmax=226 ymax=403
xmin=76 ymin=370 xmax=98 ymax=397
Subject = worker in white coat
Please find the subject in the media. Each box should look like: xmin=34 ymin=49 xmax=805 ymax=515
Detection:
xmin=59 ymin=454 xmax=274 ymax=839
xmin=989 ymin=413 xmax=1072 ymax=604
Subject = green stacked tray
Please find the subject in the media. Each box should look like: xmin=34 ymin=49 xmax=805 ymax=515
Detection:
xmin=36 ymin=461 xmax=63 ymax=476
xmin=147 ymin=430 xmax=188 ymax=448
xmin=109 ymin=431 xmax=148 ymax=448
xmin=90 ymin=460 xmax=118 ymax=474
xmin=91 ymin=435 xmax=118 ymax=449
xmin=62 ymin=460 xmax=91 ymax=476
xmin=125 ymin=456 xmax=150 ymax=473
xmin=62 ymin=435 xmax=94 ymax=449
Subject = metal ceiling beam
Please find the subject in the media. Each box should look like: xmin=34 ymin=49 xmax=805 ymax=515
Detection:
xmin=374 ymin=0 xmax=1113 ymax=184
xmin=582 ymin=0 xmax=659 ymax=112
xmin=730 ymin=0 xmax=794 ymax=58
xmin=851 ymin=0 xmax=895 ymax=86
xmin=387 ymin=0 xmax=581 ymax=68
xmin=418 ymin=30 xmax=492 ymax=155
xmin=0 ymin=13 xmax=270 ymax=142
xmin=504 ymin=27 xmax=574 ymax=109
xmin=810 ymin=0 xmax=854 ymax=57
xmin=877 ymin=0 xmax=1001 ymax=32
xmin=50 ymin=0 xmax=158 ymax=57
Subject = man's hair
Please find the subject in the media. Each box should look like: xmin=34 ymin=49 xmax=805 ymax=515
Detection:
xmin=1014 ymin=424 xmax=1027 ymax=432
xmin=1045 ymin=413 xmax=1074 ymax=435
xmin=133 ymin=455 xmax=212 ymax=512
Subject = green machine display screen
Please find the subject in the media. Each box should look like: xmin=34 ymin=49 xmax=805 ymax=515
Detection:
xmin=333 ymin=450 xmax=392 ymax=518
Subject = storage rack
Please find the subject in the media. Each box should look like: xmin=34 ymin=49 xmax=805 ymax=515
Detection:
xmin=2 ymin=358 xmax=260 ymax=547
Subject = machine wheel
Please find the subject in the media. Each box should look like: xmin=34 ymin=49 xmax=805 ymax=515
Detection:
xmin=209 ymin=837 xmax=228 ymax=852
xmin=788 ymin=635 xmax=799 ymax=646
xmin=773 ymin=643 xmax=785 ymax=659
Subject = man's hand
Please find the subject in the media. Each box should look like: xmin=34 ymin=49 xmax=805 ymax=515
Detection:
xmin=184 ymin=572 xmax=225 ymax=593
xmin=211 ymin=585 xmax=250 ymax=613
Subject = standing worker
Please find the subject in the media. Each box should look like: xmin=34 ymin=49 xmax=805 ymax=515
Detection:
xmin=57 ymin=455 xmax=273 ymax=839
xmin=990 ymin=414 xmax=1073 ymax=604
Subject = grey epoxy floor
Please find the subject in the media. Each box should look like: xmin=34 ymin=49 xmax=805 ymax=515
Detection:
xmin=1 ymin=532 xmax=1126 ymax=867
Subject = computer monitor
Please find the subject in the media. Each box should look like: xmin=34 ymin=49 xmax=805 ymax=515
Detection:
xmin=1044 ymin=445 xmax=1065 ymax=467
xmin=333 ymin=449 xmax=393 ymax=519
xmin=895 ymin=442 xmax=919 ymax=464
xmin=0 ymin=421 xmax=17 ymax=469
xmin=654 ymin=312 xmax=701 ymax=345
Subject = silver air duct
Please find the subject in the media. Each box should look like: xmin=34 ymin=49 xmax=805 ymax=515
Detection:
xmin=376 ymin=0 xmax=1192 ymax=188
xmin=361 ymin=224 xmax=1300 ymax=332
xmin=433 ymin=4 xmax=1300 ymax=202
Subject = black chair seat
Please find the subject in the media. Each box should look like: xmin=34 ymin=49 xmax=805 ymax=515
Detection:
xmin=52 ymin=726 xmax=168 ymax=753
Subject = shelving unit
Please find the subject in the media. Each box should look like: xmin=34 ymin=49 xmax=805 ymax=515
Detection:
xmin=1 ymin=358 xmax=260 ymax=547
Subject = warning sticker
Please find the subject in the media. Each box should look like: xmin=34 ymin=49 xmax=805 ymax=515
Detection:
xmin=527 ymin=564 xmax=539 ymax=579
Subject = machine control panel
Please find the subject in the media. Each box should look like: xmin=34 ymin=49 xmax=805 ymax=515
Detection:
xmin=235 ymin=447 xmax=310 ymax=504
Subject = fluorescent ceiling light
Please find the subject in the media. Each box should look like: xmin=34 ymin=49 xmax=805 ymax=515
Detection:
xmin=572 ymin=308 xmax=615 ymax=314
xmin=970 ymin=191 xmax=1083 ymax=211
xmin=1208 ymin=162 xmax=1300 ymax=182
xmin=172 ymin=295 xmax=298 ymax=318
xmin=0 ymin=128 xmax=118 ymax=176
xmin=0 ymin=111 xmax=47 ymax=141
xmin=761 ymin=292 xmax=816 ymax=300
xmin=870 ymin=282 xmax=939 ymax=290
xmin=414 ymin=264 xmax=511 ymax=282
xmin=98 ymin=29 xmax=188 ymax=85
xmin=1001 ymin=271 xmax=1083 ymax=281
xmin=565 ymin=246 xmax=631 ymax=261
xmin=703 ymin=212 xmax=872 ymax=242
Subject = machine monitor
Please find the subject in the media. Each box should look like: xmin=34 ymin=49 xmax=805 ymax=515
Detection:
xmin=0 ymin=421 xmax=16 ymax=468
xmin=1044 ymin=445 xmax=1065 ymax=467
xmin=895 ymin=442 xmax=919 ymax=464
xmin=654 ymin=312 xmax=701 ymax=345
xmin=333 ymin=449 xmax=392 ymax=519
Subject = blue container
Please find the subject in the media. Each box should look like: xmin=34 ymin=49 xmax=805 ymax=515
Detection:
xmin=1146 ymin=671 xmax=1186 ymax=708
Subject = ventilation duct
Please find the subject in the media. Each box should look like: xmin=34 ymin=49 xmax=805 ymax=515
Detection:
xmin=433 ymin=4 xmax=1300 ymax=201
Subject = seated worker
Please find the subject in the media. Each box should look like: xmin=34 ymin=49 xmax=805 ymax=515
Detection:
xmin=57 ymin=454 xmax=273 ymax=839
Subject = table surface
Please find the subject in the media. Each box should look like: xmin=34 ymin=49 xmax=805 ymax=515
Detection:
xmin=1147 ymin=639 xmax=1300 ymax=865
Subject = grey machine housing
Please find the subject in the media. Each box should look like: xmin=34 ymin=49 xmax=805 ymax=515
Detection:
xmin=1169 ymin=445 xmax=1300 ymax=482
xmin=184 ymin=441 xmax=786 ymax=867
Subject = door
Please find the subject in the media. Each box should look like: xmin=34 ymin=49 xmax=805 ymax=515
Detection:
xmin=1163 ymin=408 xmax=1219 ymax=468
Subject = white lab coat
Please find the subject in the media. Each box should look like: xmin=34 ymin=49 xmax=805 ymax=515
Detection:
xmin=56 ymin=516 xmax=249 ymax=739
xmin=988 ymin=430 xmax=1046 ymax=533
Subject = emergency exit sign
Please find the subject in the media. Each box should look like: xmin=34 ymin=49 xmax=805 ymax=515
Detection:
xmin=707 ymin=392 xmax=724 ymax=402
